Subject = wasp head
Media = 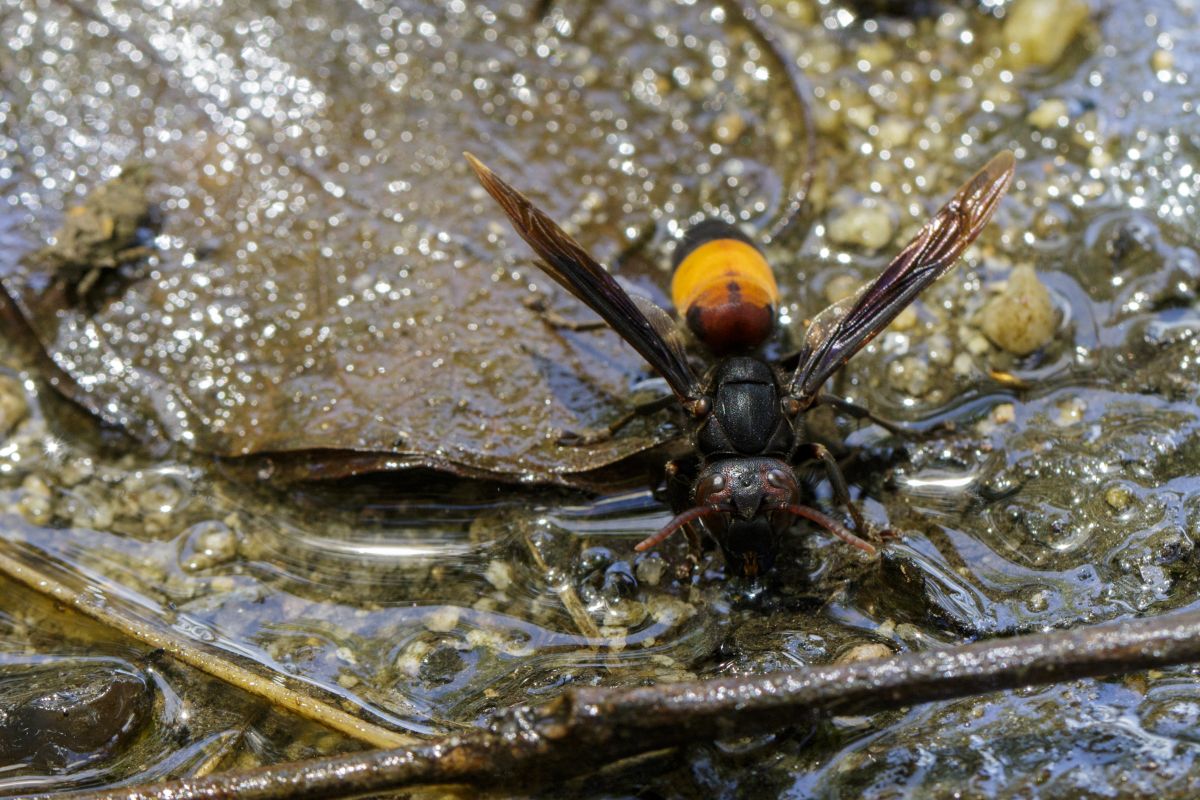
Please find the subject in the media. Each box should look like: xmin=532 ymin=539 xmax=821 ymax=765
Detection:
xmin=694 ymin=457 xmax=799 ymax=519
xmin=694 ymin=457 xmax=799 ymax=577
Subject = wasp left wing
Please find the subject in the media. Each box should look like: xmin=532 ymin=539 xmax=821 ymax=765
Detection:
xmin=466 ymin=153 xmax=703 ymax=406
xmin=788 ymin=150 xmax=1015 ymax=407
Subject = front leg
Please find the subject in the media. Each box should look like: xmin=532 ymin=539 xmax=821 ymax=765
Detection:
xmin=664 ymin=457 xmax=705 ymax=577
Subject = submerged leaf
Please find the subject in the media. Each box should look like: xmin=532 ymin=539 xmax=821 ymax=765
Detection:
xmin=0 ymin=0 xmax=812 ymax=485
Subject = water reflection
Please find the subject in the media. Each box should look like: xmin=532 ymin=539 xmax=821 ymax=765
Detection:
xmin=2 ymin=0 xmax=1200 ymax=796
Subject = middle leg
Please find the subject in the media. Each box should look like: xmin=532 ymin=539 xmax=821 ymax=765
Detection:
xmin=793 ymin=441 xmax=868 ymax=534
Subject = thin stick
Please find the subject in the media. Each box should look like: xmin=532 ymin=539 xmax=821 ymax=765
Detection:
xmin=720 ymin=0 xmax=818 ymax=242
xmin=0 ymin=545 xmax=416 ymax=749
xmin=524 ymin=530 xmax=604 ymax=646
xmin=54 ymin=607 xmax=1200 ymax=800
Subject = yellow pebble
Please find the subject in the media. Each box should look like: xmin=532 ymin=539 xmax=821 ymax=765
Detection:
xmin=1003 ymin=0 xmax=1090 ymax=69
xmin=981 ymin=264 xmax=1057 ymax=356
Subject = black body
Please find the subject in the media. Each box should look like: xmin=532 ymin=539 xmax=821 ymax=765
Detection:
xmin=697 ymin=358 xmax=792 ymax=457
xmin=466 ymin=151 xmax=1016 ymax=577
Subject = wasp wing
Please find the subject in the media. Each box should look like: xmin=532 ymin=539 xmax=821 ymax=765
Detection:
xmin=466 ymin=153 xmax=703 ymax=404
xmin=788 ymin=150 xmax=1015 ymax=406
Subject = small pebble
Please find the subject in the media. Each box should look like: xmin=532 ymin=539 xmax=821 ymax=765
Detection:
xmin=844 ymin=104 xmax=876 ymax=131
xmin=1105 ymin=486 xmax=1133 ymax=512
xmin=181 ymin=521 xmax=238 ymax=572
xmin=138 ymin=477 xmax=183 ymax=515
xmin=828 ymin=205 xmax=897 ymax=252
xmin=635 ymin=553 xmax=666 ymax=587
xmin=484 ymin=560 xmax=513 ymax=590
xmin=836 ymin=643 xmax=893 ymax=664
xmin=0 ymin=376 xmax=29 ymax=437
xmin=992 ymin=403 xmax=1016 ymax=424
xmin=952 ymin=352 xmax=975 ymax=376
xmin=1026 ymin=99 xmax=1069 ymax=130
xmin=1027 ymin=590 xmax=1050 ymax=612
xmin=889 ymin=306 xmax=918 ymax=332
xmin=713 ymin=110 xmax=747 ymax=144
xmin=424 ymin=605 xmax=461 ymax=633
xmin=1054 ymin=396 xmax=1087 ymax=427
xmin=1003 ymin=0 xmax=1090 ymax=69
xmin=888 ymin=356 xmax=930 ymax=397
xmin=926 ymin=333 xmax=954 ymax=367
xmin=876 ymin=116 xmax=915 ymax=150
xmin=209 ymin=575 xmax=237 ymax=592
xmin=21 ymin=473 xmax=51 ymax=499
xmin=824 ymin=274 xmax=861 ymax=305
xmin=396 ymin=640 xmax=431 ymax=677
xmin=17 ymin=474 xmax=53 ymax=526
xmin=646 ymin=595 xmax=696 ymax=627
xmin=966 ymin=334 xmax=992 ymax=356
xmin=980 ymin=265 xmax=1057 ymax=356
xmin=1151 ymin=49 xmax=1174 ymax=73
xmin=59 ymin=457 xmax=95 ymax=488
xmin=73 ymin=496 xmax=115 ymax=531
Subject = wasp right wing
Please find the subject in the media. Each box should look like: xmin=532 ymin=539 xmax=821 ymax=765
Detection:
xmin=466 ymin=153 xmax=703 ymax=406
xmin=788 ymin=150 xmax=1016 ymax=406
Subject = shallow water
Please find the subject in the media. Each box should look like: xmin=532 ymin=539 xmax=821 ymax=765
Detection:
xmin=2 ymin=0 xmax=1200 ymax=796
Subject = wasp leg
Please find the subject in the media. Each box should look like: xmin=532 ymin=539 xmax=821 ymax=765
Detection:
xmin=794 ymin=441 xmax=868 ymax=535
xmin=670 ymin=458 xmax=706 ymax=567
xmin=557 ymin=393 xmax=677 ymax=446
xmin=523 ymin=295 xmax=609 ymax=332
xmin=815 ymin=393 xmax=954 ymax=437
xmin=660 ymin=457 xmax=705 ymax=578
xmin=611 ymin=219 xmax=657 ymax=269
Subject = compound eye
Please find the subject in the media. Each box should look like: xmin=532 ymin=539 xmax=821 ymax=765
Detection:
xmin=696 ymin=473 xmax=726 ymax=501
xmin=766 ymin=468 xmax=794 ymax=490
xmin=691 ymin=397 xmax=713 ymax=418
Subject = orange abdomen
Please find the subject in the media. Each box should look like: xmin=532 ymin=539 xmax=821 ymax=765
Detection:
xmin=671 ymin=221 xmax=778 ymax=355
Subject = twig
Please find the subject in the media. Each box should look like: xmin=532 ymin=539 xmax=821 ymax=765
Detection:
xmin=523 ymin=530 xmax=605 ymax=646
xmin=54 ymin=607 xmax=1200 ymax=800
xmin=720 ymin=0 xmax=818 ymax=242
xmin=0 ymin=544 xmax=416 ymax=749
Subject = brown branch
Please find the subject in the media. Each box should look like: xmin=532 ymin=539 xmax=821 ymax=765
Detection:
xmin=720 ymin=0 xmax=818 ymax=242
xmin=54 ymin=607 xmax=1200 ymax=800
